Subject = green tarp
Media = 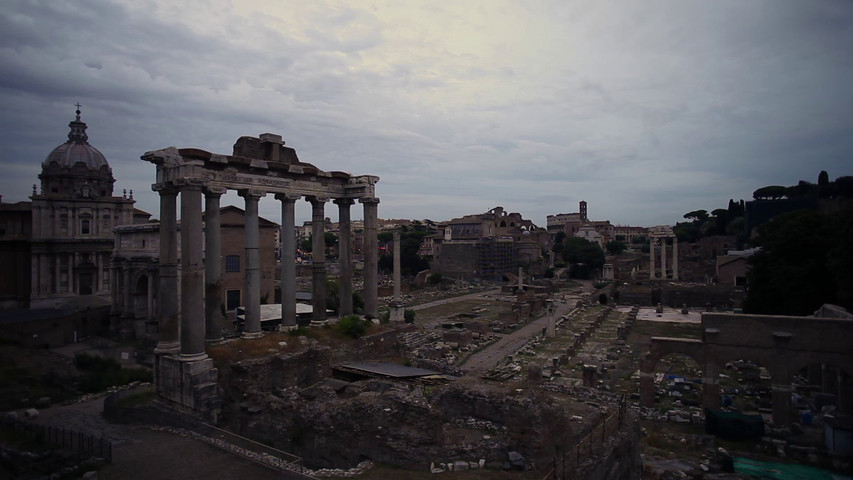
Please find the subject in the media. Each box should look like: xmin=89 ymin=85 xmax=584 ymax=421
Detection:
xmin=734 ymin=456 xmax=851 ymax=480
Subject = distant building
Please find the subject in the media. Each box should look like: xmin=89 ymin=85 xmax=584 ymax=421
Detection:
xmin=0 ymin=107 xmax=150 ymax=311
xmin=715 ymin=248 xmax=758 ymax=286
xmin=110 ymin=205 xmax=279 ymax=340
xmin=0 ymin=200 xmax=32 ymax=308
xmin=430 ymin=206 xmax=547 ymax=280
xmin=548 ymin=200 xmax=644 ymax=246
xmin=219 ymin=205 xmax=278 ymax=311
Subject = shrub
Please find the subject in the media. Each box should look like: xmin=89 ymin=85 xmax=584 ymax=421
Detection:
xmin=336 ymin=315 xmax=369 ymax=338
xmin=404 ymin=310 xmax=416 ymax=323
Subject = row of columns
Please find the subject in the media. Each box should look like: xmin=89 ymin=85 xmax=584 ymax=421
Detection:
xmin=649 ymin=236 xmax=678 ymax=280
xmin=154 ymin=182 xmax=379 ymax=360
xmin=32 ymin=251 xmax=109 ymax=297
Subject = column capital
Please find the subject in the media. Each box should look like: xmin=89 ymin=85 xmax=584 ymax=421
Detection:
xmin=175 ymin=178 xmax=205 ymax=190
xmin=306 ymin=195 xmax=330 ymax=205
xmin=152 ymin=183 xmax=178 ymax=194
xmin=333 ymin=198 xmax=355 ymax=207
xmin=274 ymin=192 xmax=301 ymax=202
xmin=204 ymin=186 xmax=227 ymax=197
xmin=238 ymin=188 xmax=267 ymax=200
xmin=359 ymin=197 xmax=380 ymax=205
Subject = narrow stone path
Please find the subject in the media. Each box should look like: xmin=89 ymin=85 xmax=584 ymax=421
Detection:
xmin=459 ymin=281 xmax=594 ymax=375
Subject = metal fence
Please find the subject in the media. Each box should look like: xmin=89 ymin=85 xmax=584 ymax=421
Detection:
xmin=197 ymin=423 xmax=316 ymax=480
xmin=542 ymin=395 xmax=630 ymax=480
xmin=0 ymin=417 xmax=112 ymax=463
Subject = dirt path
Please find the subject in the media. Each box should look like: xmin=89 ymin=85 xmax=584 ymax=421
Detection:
xmin=408 ymin=288 xmax=502 ymax=311
xmin=459 ymin=281 xmax=595 ymax=375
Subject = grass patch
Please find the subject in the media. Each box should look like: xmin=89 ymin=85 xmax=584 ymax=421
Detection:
xmin=74 ymin=353 xmax=151 ymax=393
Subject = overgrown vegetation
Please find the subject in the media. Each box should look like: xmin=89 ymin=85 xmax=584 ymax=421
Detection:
xmin=378 ymin=222 xmax=435 ymax=275
xmin=552 ymin=236 xmax=605 ymax=279
xmin=335 ymin=315 xmax=371 ymax=338
xmin=74 ymin=353 xmax=150 ymax=393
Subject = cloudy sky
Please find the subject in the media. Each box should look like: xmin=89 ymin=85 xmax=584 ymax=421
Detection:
xmin=1 ymin=0 xmax=851 ymax=228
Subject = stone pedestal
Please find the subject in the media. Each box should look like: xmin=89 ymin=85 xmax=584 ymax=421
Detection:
xmin=390 ymin=301 xmax=405 ymax=322
xmin=155 ymin=353 xmax=220 ymax=423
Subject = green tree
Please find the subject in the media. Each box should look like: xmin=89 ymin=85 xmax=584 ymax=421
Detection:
xmin=561 ymin=237 xmax=605 ymax=279
xmin=377 ymin=229 xmax=432 ymax=275
xmin=605 ymin=240 xmax=626 ymax=255
xmin=684 ymin=210 xmax=709 ymax=222
xmin=743 ymin=210 xmax=853 ymax=315
xmin=753 ymin=185 xmax=789 ymax=200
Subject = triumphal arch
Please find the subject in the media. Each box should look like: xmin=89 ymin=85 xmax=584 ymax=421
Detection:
xmin=142 ymin=133 xmax=379 ymax=420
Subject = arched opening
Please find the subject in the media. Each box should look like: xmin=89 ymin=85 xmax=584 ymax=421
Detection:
xmin=719 ymin=359 xmax=773 ymax=415
xmin=650 ymin=353 xmax=704 ymax=414
xmin=793 ymin=363 xmax=853 ymax=420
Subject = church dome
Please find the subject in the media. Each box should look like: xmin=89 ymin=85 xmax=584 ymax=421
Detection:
xmin=38 ymin=106 xmax=115 ymax=199
xmin=42 ymin=108 xmax=110 ymax=171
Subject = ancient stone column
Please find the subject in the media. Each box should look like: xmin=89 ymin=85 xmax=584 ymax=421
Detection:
xmin=660 ymin=238 xmax=667 ymax=280
xmin=393 ymin=231 xmax=402 ymax=301
xmin=649 ymin=237 xmax=656 ymax=280
xmin=110 ymin=261 xmax=120 ymax=315
xmin=179 ymin=181 xmax=207 ymax=360
xmin=122 ymin=267 xmax=131 ymax=318
xmin=204 ymin=187 xmax=226 ymax=342
xmin=360 ymin=197 xmax=380 ymax=319
xmin=96 ymin=252 xmax=104 ymax=294
xmin=335 ymin=198 xmax=354 ymax=316
xmin=240 ymin=189 xmax=266 ymax=336
xmin=54 ymin=256 xmax=60 ymax=295
xmin=639 ymin=371 xmax=655 ymax=407
xmin=154 ymin=185 xmax=180 ymax=354
xmin=672 ymin=237 xmax=679 ymax=281
xmin=147 ymin=265 xmax=155 ymax=324
xmin=308 ymin=196 xmax=328 ymax=323
xmin=390 ymin=231 xmax=404 ymax=322
xmin=771 ymin=383 xmax=792 ymax=427
xmin=276 ymin=193 xmax=299 ymax=328
xmin=703 ymin=363 xmax=721 ymax=410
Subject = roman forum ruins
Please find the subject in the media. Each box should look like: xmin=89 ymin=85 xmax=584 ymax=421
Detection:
xmin=141 ymin=133 xmax=379 ymax=419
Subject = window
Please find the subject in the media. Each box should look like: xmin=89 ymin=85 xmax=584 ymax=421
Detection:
xmin=225 ymin=255 xmax=240 ymax=273
xmin=226 ymin=289 xmax=241 ymax=311
xmin=81 ymin=219 xmax=90 ymax=235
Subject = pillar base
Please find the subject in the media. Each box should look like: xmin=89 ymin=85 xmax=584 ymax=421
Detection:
xmin=154 ymin=353 xmax=220 ymax=423
xmin=154 ymin=341 xmax=181 ymax=355
xmin=241 ymin=331 xmax=264 ymax=339
xmin=390 ymin=302 xmax=405 ymax=322
xmin=180 ymin=352 xmax=209 ymax=362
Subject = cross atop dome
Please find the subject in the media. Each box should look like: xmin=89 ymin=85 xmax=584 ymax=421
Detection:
xmin=67 ymin=103 xmax=89 ymax=144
